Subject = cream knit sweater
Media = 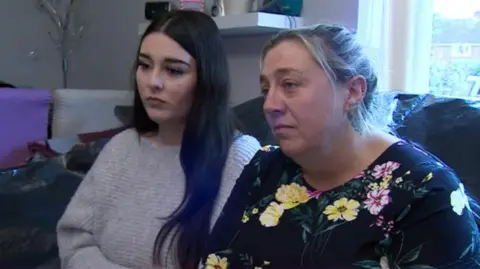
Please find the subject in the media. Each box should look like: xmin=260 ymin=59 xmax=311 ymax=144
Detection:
xmin=56 ymin=129 xmax=260 ymax=269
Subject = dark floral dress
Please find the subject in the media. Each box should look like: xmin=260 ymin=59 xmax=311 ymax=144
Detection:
xmin=202 ymin=142 xmax=480 ymax=269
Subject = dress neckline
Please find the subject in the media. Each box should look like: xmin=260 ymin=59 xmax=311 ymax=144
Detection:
xmin=296 ymin=140 xmax=407 ymax=192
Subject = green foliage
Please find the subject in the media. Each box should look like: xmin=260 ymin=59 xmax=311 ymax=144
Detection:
xmin=429 ymin=60 xmax=480 ymax=96
xmin=429 ymin=11 xmax=480 ymax=96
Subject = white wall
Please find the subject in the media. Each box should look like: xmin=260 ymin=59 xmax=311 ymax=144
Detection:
xmin=0 ymin=0 xmax=358 ymax=104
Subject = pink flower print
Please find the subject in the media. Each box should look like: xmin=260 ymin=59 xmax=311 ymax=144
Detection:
xmin=372 ymin=161 xmax=400 ymax=179
xmin=371 ymin=215 xmax=395 ymax=235
xmin=370 ymin=215 xmax=385 ymax=228
xmin=354 ymin=171 xmax=365 ymax=179
xmin=383 ymin=220 xmax=394 ymax=233
xmin=364 ymin=189 xmax=391 ymax=215
xmin=308 ymin=189 xmax=323 ymax=199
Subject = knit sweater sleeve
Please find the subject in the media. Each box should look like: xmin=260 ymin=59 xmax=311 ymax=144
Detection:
xmin=210 ymin=134 xmax=261 ymax=227
xmin=56 ymin=134 xmax=131 ymax=269
xmin=224 ymin=135 xmax=261 ymax=182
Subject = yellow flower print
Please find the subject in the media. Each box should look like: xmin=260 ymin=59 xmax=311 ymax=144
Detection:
xmin=205 ymin=254 xmax=228 ymax=269
xmin=242 ymin=208 xmax=259 ymax=223
xmin=379 ymin=175 xmax=391 ymax=189
xmin=323 ymin=197 xmax=360 ymax=222
xmin=275 ymin=183 xmax=311 ymax=209
xmin=260 ymin=145 xmax=278 ymax=152
xmin=253 ymin=260 xmax=271 ymax=268
xmin=368 ymin=182 xmax=379 ymax=190
xmin=259 ymin=202 xmax=285 ymax=227
xmin=241 ymin=211 xmax=249 ymax=223
xmin=422 ymin=172 xmax=433 ymax=182
xmin=394 ymin=171 xmax=410 ymax=184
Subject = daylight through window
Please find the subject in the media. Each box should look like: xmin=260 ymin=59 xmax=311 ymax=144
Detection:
xmin=429 ymin=0 xmax=480 ymax=97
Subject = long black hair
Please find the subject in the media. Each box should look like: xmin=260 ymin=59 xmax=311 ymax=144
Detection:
xmin=131 ymin=10 xmax=236 ymax=269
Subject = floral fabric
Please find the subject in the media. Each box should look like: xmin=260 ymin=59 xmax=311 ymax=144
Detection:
xmin=202 ymin=142 xmax=480 ymax=269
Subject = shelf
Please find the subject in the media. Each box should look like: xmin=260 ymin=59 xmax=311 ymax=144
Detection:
xmin=138 ymin=12 xmax=303 ymax=36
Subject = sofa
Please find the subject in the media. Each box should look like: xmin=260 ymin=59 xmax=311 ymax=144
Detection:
xmin=1 ymin=93 xmax=479 ymax=268
xmin=0 ymin=88 xmax=133 ymax=170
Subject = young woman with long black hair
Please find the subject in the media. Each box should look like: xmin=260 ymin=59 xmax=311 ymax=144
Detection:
xmin=57 ymin=10 xmax=260 ymax=269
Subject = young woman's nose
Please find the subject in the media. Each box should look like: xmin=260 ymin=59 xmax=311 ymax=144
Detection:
xmin=148 ymin=71 xmax=164 ymax=91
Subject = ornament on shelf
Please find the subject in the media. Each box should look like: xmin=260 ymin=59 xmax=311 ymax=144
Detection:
xmin=180 ymin=0 xmax=204 ymax=12
xmin=36 ymin=0 xmax=86 ymax=88
xmin=211 ymin=0 xmax=224 ymax=17
xmin=260 ymin=0 xmax=303 ymax=17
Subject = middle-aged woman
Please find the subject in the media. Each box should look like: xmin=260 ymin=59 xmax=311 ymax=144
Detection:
xmin=202 ymin=24 xmax=480 ymax=269
xmin=56 ymin=10 xmax=260 ymax=269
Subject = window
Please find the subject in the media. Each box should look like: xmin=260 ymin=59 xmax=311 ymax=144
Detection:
xmin=429 ymin=0 xmax=480 ymax=97
xmin=356 ymin=0 xmax=480 ymax=97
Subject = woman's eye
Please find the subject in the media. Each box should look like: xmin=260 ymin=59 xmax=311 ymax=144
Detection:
xmin=167 ymin=67 xmax=184 ymax=76
xmin=137 ymin=62 xmax=150 ymax=70
xmin=282 ymin=81 xmax=298 ymax=89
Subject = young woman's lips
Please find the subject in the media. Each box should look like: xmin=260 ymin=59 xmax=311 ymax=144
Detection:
xmin=146 ymin=97 xmax=166 ymax=106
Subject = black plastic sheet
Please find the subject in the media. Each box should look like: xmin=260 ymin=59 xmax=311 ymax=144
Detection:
xmin=0 ymin=137 xmax=110 ymax=269
xmin=393 ymin=94 xmax=480 ymax=201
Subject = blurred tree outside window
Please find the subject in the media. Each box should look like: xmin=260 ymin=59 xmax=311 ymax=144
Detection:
xmin=429 ymin=0 xmax=480 ymax=97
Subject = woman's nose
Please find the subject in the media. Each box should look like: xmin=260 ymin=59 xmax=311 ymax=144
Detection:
xmin=263 ymin=89 xmax=284 ymax=115
xmin=148 ymin=72 xmax=164 ymax=91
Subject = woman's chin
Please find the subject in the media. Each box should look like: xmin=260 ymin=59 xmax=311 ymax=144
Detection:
xmin=276 ymin=138 xmax=304 ymax=157
xmin=146 ymin=111 xmax=170 ymax=124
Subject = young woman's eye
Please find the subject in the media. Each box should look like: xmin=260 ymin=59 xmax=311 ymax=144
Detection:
xmin=260 ymin=86 xmax=269 ymax=96
xmin=137 ymin=62 xmax=150 ymax=70
xmin=167 ymin=67 xmax=184 ymax=76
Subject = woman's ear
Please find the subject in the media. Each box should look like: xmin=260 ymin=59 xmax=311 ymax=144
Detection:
xmin=344 ymin=75 xmax=367 ymax=112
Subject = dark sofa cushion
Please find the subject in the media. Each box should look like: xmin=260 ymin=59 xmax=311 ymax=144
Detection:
xmin=233 ymin=97 xmax=275 ymax=146
xmin=0 ymin=159 xmax=82 ymax=268
xmin=0 ymin=135 xmax=113 ymax=268
xmin=394 ymin=94 xmax=480 ymax=200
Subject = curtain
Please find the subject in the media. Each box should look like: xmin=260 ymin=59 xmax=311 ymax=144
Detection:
xmin=356 ymin=0 xmax=434 ymax=93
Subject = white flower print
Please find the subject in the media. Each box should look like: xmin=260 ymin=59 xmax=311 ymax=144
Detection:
xmin=379 ymin=256 xmax=390 ymax=269
xmin=450 ymin=183 xmax=471 ymax=216
xmin=364 ymin=189 xmax=391 ymax=215
xmin=372 ymin=161 xmax=401 ymax=179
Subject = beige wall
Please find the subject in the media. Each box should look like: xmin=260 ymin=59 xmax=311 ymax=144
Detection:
xmin=0 ymin=0 xmax=359 ymax=105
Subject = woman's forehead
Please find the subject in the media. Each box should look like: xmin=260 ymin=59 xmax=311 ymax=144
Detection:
xmin=261 ymin=41 xmax=321 ymax=78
